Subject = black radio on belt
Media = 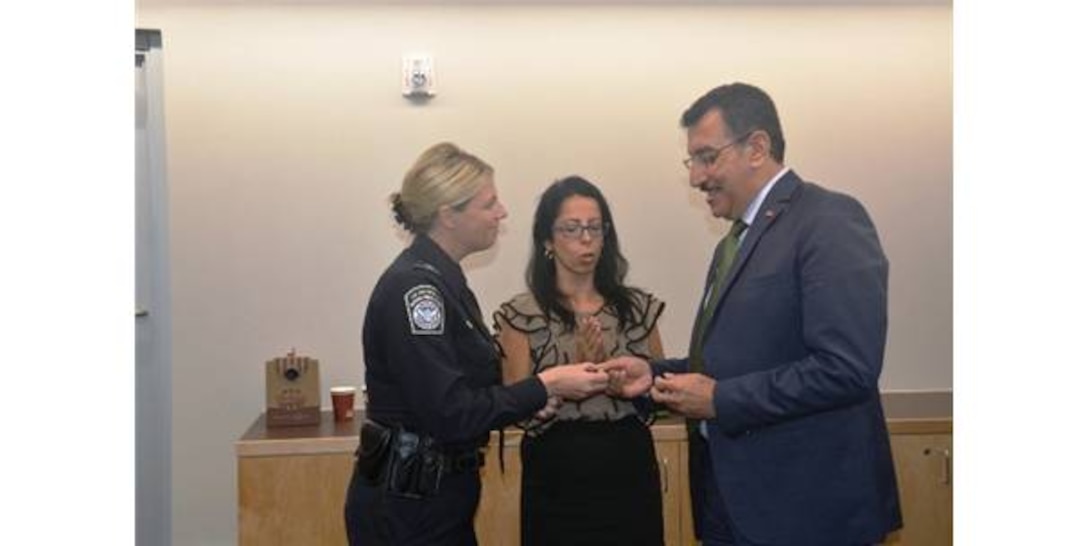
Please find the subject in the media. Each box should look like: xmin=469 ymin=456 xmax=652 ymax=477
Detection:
xmin=386 ymin=430 xmax=444 ymax=499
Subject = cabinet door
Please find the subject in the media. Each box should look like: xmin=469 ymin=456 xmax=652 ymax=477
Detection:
xmin=676 ymin=437 xmax=696 ymax=546
xmin=238 ymin=453 xmax=355 ymax=546
xmin=884 ymin=433 xmax=953 ymax=546
xmin=476 ymin=437 xmax=522 ymax=546
xmin=654 ymin=439 xmax=685 ymax=546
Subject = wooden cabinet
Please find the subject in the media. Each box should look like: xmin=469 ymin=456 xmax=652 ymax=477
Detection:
xmin=237 ymin=392 xmax=951 ymax=546
xmin=655 ymin=437 xmax=695 ymax=546
xmin=238 ymin=452 xmax=354 ymax=545
xmin=236 ymin=414 xmax=688 ymax=546
xmin=475 ymin=432 xmax=522 ymax=545
xmin=236 ymin=414 xmax=359 ymax=546
xmin=883 ymin=427 xmax=953 ymax=546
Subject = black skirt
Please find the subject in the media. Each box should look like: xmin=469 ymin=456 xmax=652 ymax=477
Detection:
xmin=520 ymin=416 xmax=664 ymax=546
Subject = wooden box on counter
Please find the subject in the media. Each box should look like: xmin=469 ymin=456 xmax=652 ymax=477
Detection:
xmin=265 ymin=350 xmax=320 ymax=427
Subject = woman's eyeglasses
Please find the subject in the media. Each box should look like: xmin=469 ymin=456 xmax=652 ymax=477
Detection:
xmin=553 ymin=222 xmax=609 ymax=240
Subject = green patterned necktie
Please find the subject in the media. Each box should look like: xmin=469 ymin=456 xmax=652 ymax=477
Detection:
xmin=688 ymin=220 xmax=748 ymax=375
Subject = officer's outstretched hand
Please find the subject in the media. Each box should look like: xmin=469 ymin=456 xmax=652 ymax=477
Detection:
xmin=538 ymin=364 xmax=609 ymax=401
xmin=598 ymin=356 xmax=653 ymax=399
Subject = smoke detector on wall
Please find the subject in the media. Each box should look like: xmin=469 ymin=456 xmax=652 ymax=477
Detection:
xmin=402 ymin=54 xmax=435 ymax=98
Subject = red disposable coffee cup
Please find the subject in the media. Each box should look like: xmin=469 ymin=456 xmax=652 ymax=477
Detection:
xmin=331 ymin=386 xmax=356 ymax=422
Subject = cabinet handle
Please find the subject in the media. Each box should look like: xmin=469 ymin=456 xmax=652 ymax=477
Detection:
xmin=941 ymin=448 xmax=951 ymax=485
xmin=659 ymin=457 xmax=669 ymax=493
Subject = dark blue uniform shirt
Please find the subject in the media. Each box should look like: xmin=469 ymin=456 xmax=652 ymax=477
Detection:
xmin=362 ymin=235 xmax=548 ymax=451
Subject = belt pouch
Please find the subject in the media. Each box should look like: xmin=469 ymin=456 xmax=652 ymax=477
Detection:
xmin=355 ymin=420 xmax=393 ymax=485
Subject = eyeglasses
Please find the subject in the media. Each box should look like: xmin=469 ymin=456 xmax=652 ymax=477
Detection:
xmin=553 ymin=222 xmax=610 ymax=240
xmin=682 ymin=131 xmax=752 ymax=170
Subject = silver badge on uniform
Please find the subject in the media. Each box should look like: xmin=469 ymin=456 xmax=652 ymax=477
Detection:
xmin=404 ymin=284 xmax=444 ymax=335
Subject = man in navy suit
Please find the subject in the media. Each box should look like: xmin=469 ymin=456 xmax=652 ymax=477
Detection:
xmin=603 ymin=82 xmax=902 ymax=545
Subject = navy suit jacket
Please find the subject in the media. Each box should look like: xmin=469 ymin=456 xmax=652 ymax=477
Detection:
xmin=658 ymin=171 xmax=902 ymax=545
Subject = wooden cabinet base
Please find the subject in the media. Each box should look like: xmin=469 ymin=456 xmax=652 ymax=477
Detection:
xmin=238 ymin=394 xmax=951 ymax=546
xmin=238 ymin=453 xmax=354 ymax=546
xmin=883 ymin=431 xmax=953 ymax=546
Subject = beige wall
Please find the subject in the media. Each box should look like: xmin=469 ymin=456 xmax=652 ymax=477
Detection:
xmin=137 ymin=4 xmax=951 ymax=545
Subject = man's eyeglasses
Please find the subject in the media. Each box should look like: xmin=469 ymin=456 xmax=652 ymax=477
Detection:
xmin=553 ymin=222 xmax=610 ymax=240
xmin=683 ymin=131 xmax=753 ymax=170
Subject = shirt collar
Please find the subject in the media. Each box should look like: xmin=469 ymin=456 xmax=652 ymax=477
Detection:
xmin=740 ymin=166 xmax=790 ymax=228
xmin=409 ymin=234 xmax=468 ymax=288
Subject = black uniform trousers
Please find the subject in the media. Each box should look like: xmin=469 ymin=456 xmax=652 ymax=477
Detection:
xmin=344 ymin=466 xmax=480 ymax=546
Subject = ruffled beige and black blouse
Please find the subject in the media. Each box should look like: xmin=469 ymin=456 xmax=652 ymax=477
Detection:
xmin=493 ymin=289 xmax=665 ymax=435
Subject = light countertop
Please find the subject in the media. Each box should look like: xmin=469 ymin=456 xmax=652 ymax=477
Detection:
xmin=237 ymin=391 xmax=951 ymax=458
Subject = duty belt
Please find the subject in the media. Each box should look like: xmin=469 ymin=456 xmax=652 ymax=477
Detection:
xmin=356 ymin=419 xmax=489 ymax=498
xmin=443 ymin=448 xmax=486 ymax=474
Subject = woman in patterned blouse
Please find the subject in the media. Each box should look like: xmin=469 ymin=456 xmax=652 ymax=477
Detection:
xmin=494 ymin=175 xmax=667 ymax=546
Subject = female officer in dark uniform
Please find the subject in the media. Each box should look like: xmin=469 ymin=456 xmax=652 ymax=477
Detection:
xmin=344 ymin=142 xmax=610 ymax=546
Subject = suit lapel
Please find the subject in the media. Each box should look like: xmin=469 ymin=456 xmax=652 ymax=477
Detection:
xmin=703 ymin=171 xmax=803 ymax=333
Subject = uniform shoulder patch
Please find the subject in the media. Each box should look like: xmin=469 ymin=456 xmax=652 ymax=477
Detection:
xmin=404 ymin=284 xmax=444 ymax=335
